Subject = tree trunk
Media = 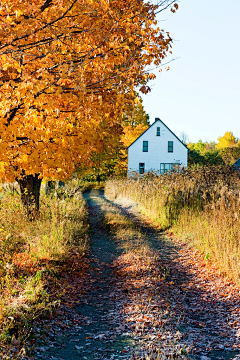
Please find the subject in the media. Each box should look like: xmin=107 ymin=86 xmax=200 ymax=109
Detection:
xmin=17 ymin=174 xmax=42 ymax=219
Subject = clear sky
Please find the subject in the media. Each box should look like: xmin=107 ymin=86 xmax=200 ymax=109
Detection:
xmin=141 ymin=0 xmax=240 ymax=143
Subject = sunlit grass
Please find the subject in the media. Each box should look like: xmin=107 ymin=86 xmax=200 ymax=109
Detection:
xmin=105 ymin=166 xmax=240 ymax=283
xmin=0 ymin=179 xmax=88 ymax=353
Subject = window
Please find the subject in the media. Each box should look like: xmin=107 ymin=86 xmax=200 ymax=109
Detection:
xmin=168 ymin=141 xmax=173 ymax=152
xmin=143 ymin=141 xmax=148 ymax=152
xmin=139 ymin=163 xmax=145 ymax=174
xmin=160 ymin=163 xmax=174 ymax=174
xmin=156 ymin=127 xmax=160 ymax=136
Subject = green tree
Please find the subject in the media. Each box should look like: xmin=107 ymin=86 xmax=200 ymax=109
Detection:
xmin=188 ymin=140 xmax=206 ymax=154
xmin=188 ymin=140 xmax=223 ymax=167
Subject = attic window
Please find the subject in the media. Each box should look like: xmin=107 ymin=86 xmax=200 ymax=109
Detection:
xmin=168 ymin=141 xmax=173 ymax=153
xmin=139 ymin=163 xmax=145 ymax=174
xmin=143 ymin=141 xmax=148 ymax=152
xmin=156 ymin=127 xmax=160 ymax=136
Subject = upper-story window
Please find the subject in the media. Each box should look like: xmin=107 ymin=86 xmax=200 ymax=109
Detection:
xmin=168 ymin=141 xmax=173 ymax=153
xmin=156 ymin=127 xmax=160 ymax=136
xmin=143 ymin=141 xmax=148 ymax=152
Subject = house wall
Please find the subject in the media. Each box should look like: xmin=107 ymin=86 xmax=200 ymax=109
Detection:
xmin=128 ymin=120 xmax=188 ymax=174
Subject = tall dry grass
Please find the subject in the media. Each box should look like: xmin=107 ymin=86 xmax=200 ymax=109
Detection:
xmin=105 ymin=166 xmax=240 ymax=283
xmin=0 ymin=179 xmax=88 ymax=351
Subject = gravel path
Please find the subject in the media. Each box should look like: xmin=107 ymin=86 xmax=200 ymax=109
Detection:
xmin=29 ymin=190 xmax=240 ymax=360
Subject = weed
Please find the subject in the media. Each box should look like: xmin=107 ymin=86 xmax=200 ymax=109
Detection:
xmin=105 ymin=165 xmax=240 ymax=283
xmin=0 ymin=178 xmax=88 ymax=355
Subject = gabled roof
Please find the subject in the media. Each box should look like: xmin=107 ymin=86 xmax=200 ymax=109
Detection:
xmin=127 ymin=118 xmax=188 ymax=149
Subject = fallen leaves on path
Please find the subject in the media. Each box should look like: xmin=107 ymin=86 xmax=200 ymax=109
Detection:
xmin=110 ymin=201 xmax=240 ymax=359
xmin=18 ymin=192 xmax=240 ymax=360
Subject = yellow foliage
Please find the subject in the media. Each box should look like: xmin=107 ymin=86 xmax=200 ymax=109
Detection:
xmin=122 ymin=124 xmax=149 ymax=148
xmin=0 ymin=0 xmax=173 ymax=182
xmin=216 ymin=132 xmax=236 ymax=150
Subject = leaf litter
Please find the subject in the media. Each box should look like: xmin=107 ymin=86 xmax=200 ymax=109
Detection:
xmin=16 ymin=190 xmax=240 ymax=360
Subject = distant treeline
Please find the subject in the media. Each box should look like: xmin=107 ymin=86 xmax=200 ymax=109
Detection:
xmin=188 ymin=131 xmax=240 ymax=166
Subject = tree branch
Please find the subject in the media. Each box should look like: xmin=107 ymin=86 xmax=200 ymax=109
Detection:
xmin=40 ymin=0 xmax=53 ymax=12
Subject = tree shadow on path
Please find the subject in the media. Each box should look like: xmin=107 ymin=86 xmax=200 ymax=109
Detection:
xmin=36 ymin=189 xmax=240 ymax=360
xmin=103 ymin=193 xmax=240 ymax=360
xmin=41 ymin=189 xmax=135 ymax=360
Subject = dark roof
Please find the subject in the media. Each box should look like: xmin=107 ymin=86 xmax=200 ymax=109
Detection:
xmin=127 ymin=118 xmax=189 ymax=149
xmin=232 ymin=158 xmax=240 ymax=168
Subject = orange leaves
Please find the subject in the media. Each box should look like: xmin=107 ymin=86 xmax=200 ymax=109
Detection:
xmin=15 ymin=9 xmax=24 ymax=18
xmin=12 ymin=252 xmax=35 ymax=270
xmin=122 ymin=123 xmax=148 ymax=148
xmin=0 ymin=0 xmax=174 ymax=182
xmin=139 ymin=85 xmax=151 ymax=94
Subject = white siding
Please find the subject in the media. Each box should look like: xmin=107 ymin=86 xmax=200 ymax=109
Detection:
xmin=128 ymin=120 xmax=188 ymax=174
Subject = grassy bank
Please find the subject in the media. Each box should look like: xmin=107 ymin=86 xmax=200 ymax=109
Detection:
xmin=105 ymin=166 xmax=240 ymax=283
xmin=0 ymin=179 xmax=88 ymax=356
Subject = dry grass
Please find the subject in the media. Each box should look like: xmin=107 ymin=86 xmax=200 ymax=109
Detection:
xmin=103 ymin=202 xmax=154 ymax=261
xmin=0 ymin=179 xmax=88 ymax=352
xmin=105 ymin=166 xmax=240 ymax=283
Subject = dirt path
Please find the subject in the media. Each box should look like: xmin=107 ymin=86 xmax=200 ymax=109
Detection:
xmin=29 ymin=190 xmax=240 ymax=360
xmin=29 ymin=190 xmax=135 ymax=360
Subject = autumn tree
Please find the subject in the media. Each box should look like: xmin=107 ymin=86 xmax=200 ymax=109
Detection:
xmin=0 ymin=0 xmax=177 ymax=216
xmin=216 ymin=132 xmax=240 ymax=165
xmin=121 ymin=96 xmax=150 ymax=148
xmin=78 ymin=95 xmax=150 ymax=178
xmin=218 ymin=142 xmax=240 ymax=165
xmin=77 ymin=122 xmax=126 ymax=179
xmin=216 ymin=132 xmax=237 ymax=150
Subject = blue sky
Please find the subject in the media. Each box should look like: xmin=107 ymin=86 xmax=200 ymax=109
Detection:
xmin=142 ymin=0 xmax=240 ymax=143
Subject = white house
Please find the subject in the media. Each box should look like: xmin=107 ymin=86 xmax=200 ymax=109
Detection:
xmin=128 ymin=118 xmax=188 ymax=175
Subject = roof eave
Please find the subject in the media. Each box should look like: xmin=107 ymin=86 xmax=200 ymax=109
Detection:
xmin=127 ymin=118 xmax=188 ymax=150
